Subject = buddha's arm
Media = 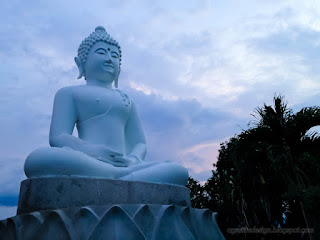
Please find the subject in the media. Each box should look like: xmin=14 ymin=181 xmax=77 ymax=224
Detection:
xmin=49 ymin=87 xmax=121 ymax=159
xmin=49 ymin=87 xmax=77 ymax=147
xmin=124 ymin=101 xmax=147 ymax=163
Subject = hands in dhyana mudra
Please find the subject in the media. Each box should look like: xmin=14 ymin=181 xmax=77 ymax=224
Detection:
xmin=63 ymin=144 xmax=140 ymax=167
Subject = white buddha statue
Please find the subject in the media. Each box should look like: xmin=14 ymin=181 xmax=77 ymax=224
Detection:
xmin=24 ymin=26 xmax=189 ymax=186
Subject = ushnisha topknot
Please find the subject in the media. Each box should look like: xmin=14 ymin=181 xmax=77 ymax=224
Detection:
xmin=77 ymin=26 xmax=122 ymax=69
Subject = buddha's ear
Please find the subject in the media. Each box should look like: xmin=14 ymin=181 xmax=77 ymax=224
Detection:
xmin=74 ymin=57 xmax=84 ymax=79
xmin=114 ymin=69 xmax=120 ymax=88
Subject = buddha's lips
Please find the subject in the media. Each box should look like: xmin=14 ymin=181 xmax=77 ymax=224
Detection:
xmin=102 ymin=66 xmax=114 ymax=73
xmin=103 ymin=64 xmax=114 ymax=69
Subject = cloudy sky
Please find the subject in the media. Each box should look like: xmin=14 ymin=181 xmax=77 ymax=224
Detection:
xmin=1 ymin=0 xmax=320 ymax=219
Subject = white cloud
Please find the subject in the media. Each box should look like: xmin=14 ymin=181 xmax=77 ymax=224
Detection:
xmin=180 ymin=141 xmax=220 ymax=172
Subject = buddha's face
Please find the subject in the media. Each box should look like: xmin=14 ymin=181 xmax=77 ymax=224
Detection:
xmin=84 ymin=41 xmax=120 ymax=84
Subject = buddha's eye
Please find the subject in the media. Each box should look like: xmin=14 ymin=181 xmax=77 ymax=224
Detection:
xmin=95 ymin=48 xmax=107 ymax=55
xmin=111 ymin=52 xmax=119 ymax=58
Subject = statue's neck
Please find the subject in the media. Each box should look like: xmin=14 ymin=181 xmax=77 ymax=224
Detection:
xmin=86 ymin=79 xmax=113 ymax=89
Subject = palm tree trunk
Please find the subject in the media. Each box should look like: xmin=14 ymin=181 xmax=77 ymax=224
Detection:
xmin=300 ymin=201 xmax=313 ymax=240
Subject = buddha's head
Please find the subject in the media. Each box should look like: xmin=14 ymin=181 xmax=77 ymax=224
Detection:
xmin=75 ymin=26 xmax=122 ymax=88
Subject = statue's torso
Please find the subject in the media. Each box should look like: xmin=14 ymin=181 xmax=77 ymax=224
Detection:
xmin=71 ymin=85 xmax=132 ymax=153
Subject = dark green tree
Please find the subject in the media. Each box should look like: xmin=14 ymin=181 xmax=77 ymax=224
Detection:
xmin=186 ymin=177 xmax=209 ymax=209
xmin=187 ymin=95 xmax=320 ymax=240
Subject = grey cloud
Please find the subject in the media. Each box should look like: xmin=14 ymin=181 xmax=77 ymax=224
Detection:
xmin=0 ymin=206 xmax=17 ymax=220
xmin=125 ymin=89 xmax=242 ymax=164
xmin=248 ymin=27 xmax=320 ymax=61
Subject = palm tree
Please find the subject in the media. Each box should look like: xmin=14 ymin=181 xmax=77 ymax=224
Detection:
xmin=199 ymin=95 xmax=320 ymax=240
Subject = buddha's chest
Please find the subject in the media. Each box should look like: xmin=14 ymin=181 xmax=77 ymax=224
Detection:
xmin=73 ymin=87 xmax=131 ymax=123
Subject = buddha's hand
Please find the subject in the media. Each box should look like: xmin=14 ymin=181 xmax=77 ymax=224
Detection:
xmin=97 ymin=155 xmax=141 ymax=167
xmin=87 ymin=144 xmax=123 ymax=160
xmin=115 ymin=155 xmax=142 ymax=167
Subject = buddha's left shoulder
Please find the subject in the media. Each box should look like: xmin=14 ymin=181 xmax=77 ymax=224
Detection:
xmin=114 ymin=89 xmax=137 ymax=110
xmin=115 ymin=89 xmax=131 ymax=100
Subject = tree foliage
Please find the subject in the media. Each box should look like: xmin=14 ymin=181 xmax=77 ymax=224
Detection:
xmin=187 ymin=95 xmax=320 ymax=240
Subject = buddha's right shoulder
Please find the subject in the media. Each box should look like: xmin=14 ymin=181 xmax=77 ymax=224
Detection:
xmin=54 ymin=85 xmax=85 ymax=101
xmin=55 ymin=85 xmax=84 ymax=96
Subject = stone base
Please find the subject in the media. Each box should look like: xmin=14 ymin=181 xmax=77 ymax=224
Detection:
xmin=1 ymin=178 xmax=225 ymax=239
xmin=0 ymin=204 xmax=225 ymax=240
xmin=17 ymin=177 xmax=191 ymax=214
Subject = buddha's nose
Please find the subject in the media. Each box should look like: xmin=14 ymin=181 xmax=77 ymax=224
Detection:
xmin=105 ymin=52 xmax=113 ymax=63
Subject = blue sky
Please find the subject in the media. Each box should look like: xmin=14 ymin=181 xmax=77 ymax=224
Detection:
xmin=1 ymin=0 xmax=320 ymax=219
